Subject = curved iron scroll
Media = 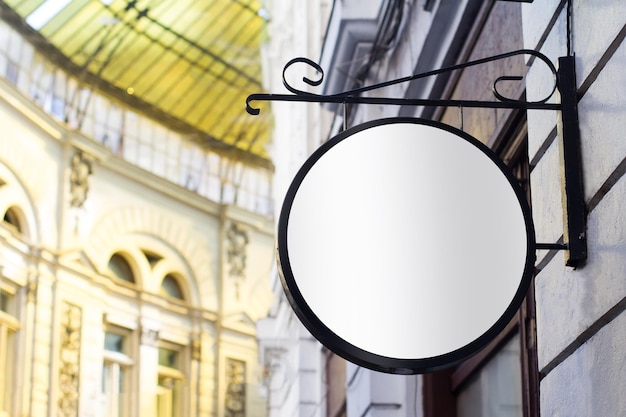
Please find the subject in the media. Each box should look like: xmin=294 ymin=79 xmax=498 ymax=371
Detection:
xmin=246 ymin=49 xmax=560 ymax=115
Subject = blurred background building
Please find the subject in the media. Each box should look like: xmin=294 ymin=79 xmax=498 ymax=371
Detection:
xmin=0 ymin=1 xmax=276 ymax=416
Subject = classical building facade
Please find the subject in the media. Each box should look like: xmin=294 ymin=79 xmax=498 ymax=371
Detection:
xmin=0 ymin=3 xmax=275 ymax=417
xmin=260 ymin=0 xmax=626 ymax=416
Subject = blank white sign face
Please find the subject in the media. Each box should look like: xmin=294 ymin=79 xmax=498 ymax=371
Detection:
xmin=277 ymin=118 xmax=535 ymax=374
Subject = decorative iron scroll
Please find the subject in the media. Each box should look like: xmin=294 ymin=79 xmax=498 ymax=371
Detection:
xmin=246 ymin=49 xmax=560 ymax=115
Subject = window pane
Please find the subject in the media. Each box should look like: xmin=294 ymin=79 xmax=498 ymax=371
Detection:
xmin=1 ymin=327 xmax=15 ymax=413
xmin=3 ymin=207 xmax=21 ymax=232
xmin=102 ymin=361 xmax=130 ymax=417
xmin=0 ymin=291 xmax=8 ymax=313
xmin=102 ymin=362 xmax=111 ymax=394
xmin=158 ymin=347 xmax=179 ymax=369
xmin=457 ymin=334 xmax=523 ymax=417
xmin=156 ymin=384 xmax=174 ymax=417
xmin=104 ymin=332 xmax=125 ymax=353
xmin=157 ymin=376 xmax=182 ymax=417
xmin=119 ymin=366 xmax=124 ymax=393
xmin=160 ymin=275 xmax=184 ymax=300
xmin=118 ymin=367 xmax=127 ymax=417
xmin=107 ymin=254 xmax=135 ymax=283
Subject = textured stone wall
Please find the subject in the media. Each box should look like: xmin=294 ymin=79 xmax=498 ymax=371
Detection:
xmin=523 ymin=1 xmax=626 ymax=415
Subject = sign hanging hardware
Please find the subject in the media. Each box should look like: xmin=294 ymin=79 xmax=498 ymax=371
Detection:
xmin=246 ymin=49 xmax=560 ymax=113
xmin=246 ymin=49 xmax=586 ymax=267
xmin=246 ymin=49 xmax=586 ymax=373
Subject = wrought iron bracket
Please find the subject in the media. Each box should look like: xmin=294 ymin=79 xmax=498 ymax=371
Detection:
xmin=246 ymin=50 xmax=586 ymax=267
xmin=246 ymin=50 xmax=561 ymax=114
xmin=556 ymin=56 xmax=586 ymax=267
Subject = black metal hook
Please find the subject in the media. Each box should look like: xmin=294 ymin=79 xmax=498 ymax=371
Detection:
xmin=282 ymin=57 xmax=324 ymax=94
xmin=492 ymin=76 xmax=525 ymax=102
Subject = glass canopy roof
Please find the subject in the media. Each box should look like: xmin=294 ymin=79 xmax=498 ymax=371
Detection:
xmin=3 ymin=0 xmax=272 ymax=167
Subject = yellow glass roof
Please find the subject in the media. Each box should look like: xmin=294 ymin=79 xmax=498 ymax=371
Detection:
xmin=3 ymin=0 xmax=272 ymax=168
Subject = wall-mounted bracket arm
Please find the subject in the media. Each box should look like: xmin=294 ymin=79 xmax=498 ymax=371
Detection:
xmin=536 ymin=242 xmax=568 ymax=250
xmin=246 ymin=50 xmax=560 ymax=115
xmin=557 ymin=55 xmax=587 ymax=267
xmin=246 ymin=51 xmax=587 ymax=267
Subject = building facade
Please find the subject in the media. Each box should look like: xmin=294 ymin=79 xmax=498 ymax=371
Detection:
xmin=261 ymin=0 xmax=626 ymax=416
xmin=254 ymin=1 xmax=334 ymax=417
xmin=0 ymin=5 xmax=275 ymax=417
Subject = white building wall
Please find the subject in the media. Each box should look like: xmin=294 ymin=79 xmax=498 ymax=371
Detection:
xmin=523 ymin=1 xmax=626 ymax=416
xmin=256 ymin=1 xmax=332 ymax=417
xmin=0 ymin=18 xmax=275 ymax=417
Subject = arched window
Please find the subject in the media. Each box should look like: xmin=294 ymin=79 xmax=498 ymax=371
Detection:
xmin=160 ymin=275 xmax=184 ymax=301
xmin=2 ymin=206 xmax=22 ymax=232
xmin=107 ymin=253 xmax=135 ymax=284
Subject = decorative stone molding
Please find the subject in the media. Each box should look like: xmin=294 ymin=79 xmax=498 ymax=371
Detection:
xmin=26 ymin=279 xmax=37 ymax=303
xmin=226 ymin=222 xmax=249 ymax=299
xmin=141 ymin=327 xmax=159 ymax=346
xmin=69 ymin=150 xmax=93 ymax=208
xmin=226 ymin=222 xmax=249 ymax=278
xmin=58 ymin=302 xmax=82 ymax=417
xmin=225 ymin=358 xmax=246 ymax=417
xmin=191 ymin=335 xmax=201 ymax=361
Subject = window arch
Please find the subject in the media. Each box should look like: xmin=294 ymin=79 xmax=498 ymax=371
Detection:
xmin=160 ymin=274 xmax=185 ymax=301
xmin=0 ymin=162 xmax=40 ymax=242
xmin=107 ymin=253 xmax=135 ymax=284
xmin=2 ymin=206 xmax=22 ymax=232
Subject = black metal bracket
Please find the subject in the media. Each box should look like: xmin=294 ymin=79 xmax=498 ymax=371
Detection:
xmin=556 ymin=56 xmax=586 ymax=267
xmin=246 ymin=50 xmax=561 ymax=114
xmin=246 ymin=50 xmax=586 ymax=267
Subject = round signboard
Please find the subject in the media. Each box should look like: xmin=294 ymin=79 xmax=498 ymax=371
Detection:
xmin=277 ymin=118 xmax=536 ymax=374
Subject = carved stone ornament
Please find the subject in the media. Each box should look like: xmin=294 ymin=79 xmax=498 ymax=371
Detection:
xmin=225 ymin=358 xmax=246 ymax=417
xmin=58 ymin=302 xmax=82 ymax=417
xmin=191 ymin=336 xmax=201 ymax=361
xmin=226 ymin=222 xmax=249 ymax=279
xmin=27 ymin=279 xmax=37 ymax=303
xmin=69 ymin=150 xmax=93 ymax=208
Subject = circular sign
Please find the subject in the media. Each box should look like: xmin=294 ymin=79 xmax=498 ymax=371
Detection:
xmin=277 ymin=118 xmax=536 ymax=374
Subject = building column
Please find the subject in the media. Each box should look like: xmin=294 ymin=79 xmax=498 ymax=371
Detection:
xmin=138 ymin=326 xmax=159 ymax=416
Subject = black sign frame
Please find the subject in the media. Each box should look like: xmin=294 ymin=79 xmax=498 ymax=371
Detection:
xmin=276 ymin=117 xmax=536 ymax=374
